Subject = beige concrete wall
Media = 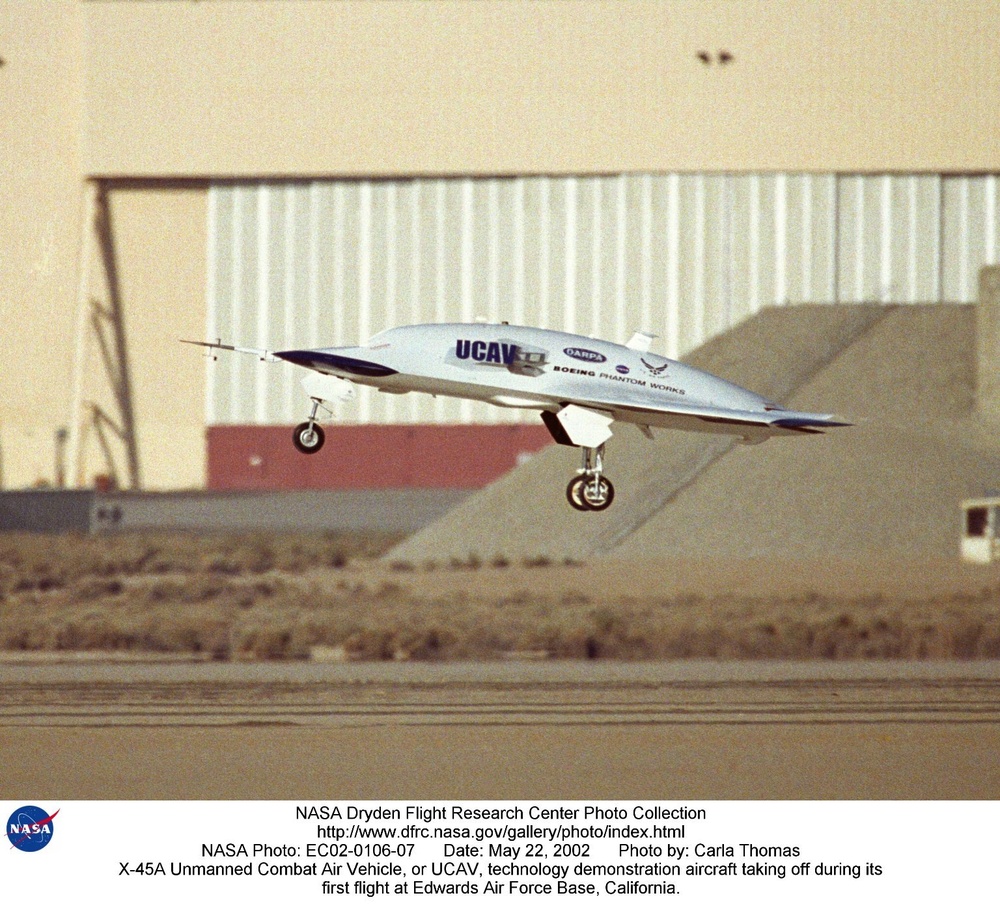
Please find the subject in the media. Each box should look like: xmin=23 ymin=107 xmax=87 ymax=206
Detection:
xmin=103 ymin=186 xmax=208 ymax=491
xmin=9 ymin=182 xmax=208 ymax=492
xmin=84 ymin=0 xmax=1000 ymax=177
xmin=2 ymin=3 xmax=207 ymax=490
xmin=978 ymin=266 xmax=1000 ymax=422
xmin=1 ymin=1 xmax=83 ymax=488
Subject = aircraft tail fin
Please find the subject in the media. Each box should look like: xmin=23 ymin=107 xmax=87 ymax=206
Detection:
xmin=625 ymin=331 xmax=657 ymax=352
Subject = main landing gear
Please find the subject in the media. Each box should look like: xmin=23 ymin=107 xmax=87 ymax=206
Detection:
xmin=292 ymin=398 xmax=326 ymax=454
xmin=566 ymin=444 xmax=615 ymax=512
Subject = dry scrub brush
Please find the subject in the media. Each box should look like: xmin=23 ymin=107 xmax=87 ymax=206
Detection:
xmin=4 ymin=534 xmax=1000 ymax=660
xmin=5 ymin=581 xmax=1000 ymax=663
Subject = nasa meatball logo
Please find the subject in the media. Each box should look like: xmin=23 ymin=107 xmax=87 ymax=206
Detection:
xmin=6 ymin=805 xmax=58 ymax=852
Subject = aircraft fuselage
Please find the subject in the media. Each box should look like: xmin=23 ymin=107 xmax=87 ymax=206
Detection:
xmin=275 ymin=322 xmax=782 ymax=440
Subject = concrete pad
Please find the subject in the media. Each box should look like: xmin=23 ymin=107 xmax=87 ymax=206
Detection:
xmin=0 ymin=489 xmax=470 ymax=534
xmin=5 ymin=662 xmax=1000 ymax=799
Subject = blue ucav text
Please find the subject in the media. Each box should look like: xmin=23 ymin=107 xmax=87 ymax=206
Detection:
xmin=455 ymin=340 xmax=517 ymax=364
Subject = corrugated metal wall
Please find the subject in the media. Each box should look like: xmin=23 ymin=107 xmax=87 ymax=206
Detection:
xmin=207 ymin=173 xmax=1000 ymax=425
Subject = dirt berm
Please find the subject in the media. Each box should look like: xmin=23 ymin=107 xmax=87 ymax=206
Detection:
xmin=385 ymin=303 xmax=1000 ymax=565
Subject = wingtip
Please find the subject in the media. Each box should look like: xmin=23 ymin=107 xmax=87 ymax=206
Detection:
xmin=770 ymin=413 xmax=854 ymax=432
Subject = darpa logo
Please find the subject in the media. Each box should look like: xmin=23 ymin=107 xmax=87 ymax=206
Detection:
xmin=563 ymin=347 xmax=606 ymax=364
xmin=7 ymin=805 xmax=58 ymax=853
xmin=456 ymin=340 xmax=517 ymax=365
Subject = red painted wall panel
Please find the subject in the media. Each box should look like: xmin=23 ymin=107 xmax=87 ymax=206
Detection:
xmin=207 ymin=424 xmax=553 ymax=490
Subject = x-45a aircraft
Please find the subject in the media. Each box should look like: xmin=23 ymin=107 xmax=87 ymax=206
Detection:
xmin=184 ymin=323 xmax=848 ymax=511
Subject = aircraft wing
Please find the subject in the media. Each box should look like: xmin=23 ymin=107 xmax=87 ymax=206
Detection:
xmin=763 ymin=412 xmax=853 ymax=432
xmin=574 ymin=390 xmax=850 ymax=435
xmin=655 ymin=402 xmax=851 ymax=433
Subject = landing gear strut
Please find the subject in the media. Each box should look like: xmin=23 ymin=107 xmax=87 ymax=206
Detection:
xmin=566 ymin=444 xmax=615 ymax=511
xmin=292 ymin=398 xmax=326 ymax=454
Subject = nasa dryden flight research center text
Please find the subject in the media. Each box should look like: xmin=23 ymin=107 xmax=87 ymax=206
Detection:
xmin=114 ymin=803 xmax=884 ymax=899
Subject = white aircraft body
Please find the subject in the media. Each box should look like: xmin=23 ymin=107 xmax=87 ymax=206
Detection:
xmin=185 ymin=322 xmax=848 ymax=511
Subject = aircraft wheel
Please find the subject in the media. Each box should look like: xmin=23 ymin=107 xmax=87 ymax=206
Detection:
xmin=566 ymin=474 xmax=591 ymax=511
xmin=582 ymin=476 xmax=614 ymax=512
xmin=292 ymin=422 xmax=325 ymax=454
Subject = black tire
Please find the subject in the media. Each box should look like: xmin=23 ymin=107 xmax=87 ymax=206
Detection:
xmin=582 ymin=476 xmax=614 ymax=511
xmin=566 ymin=474 xmax=592 ymax=511
xmin=292 ymin=422 xmax=325 ymax=454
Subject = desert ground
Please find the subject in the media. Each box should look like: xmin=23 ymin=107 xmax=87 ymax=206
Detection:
xmin=3 ymin=659 xmax=1000 ymax=799
xmin=4 ymin=533 xmax=1000 ymax=662
xmin=2 ymin=533 xmax=1000 ymax=800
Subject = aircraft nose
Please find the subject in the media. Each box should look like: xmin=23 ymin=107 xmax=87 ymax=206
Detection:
xmin=274 ymin=349 xmax=398 ymax=377
xmin=272 ymin=349 xmax=313 ymax=369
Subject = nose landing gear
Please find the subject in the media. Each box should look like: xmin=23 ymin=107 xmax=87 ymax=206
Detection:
xmin=566 ymin=444 xmax=615 ymax=511
xmin=291 ymin=372 xmax=356 ymax=455
xmin=292 ymin=398 xmax=326 ymax=454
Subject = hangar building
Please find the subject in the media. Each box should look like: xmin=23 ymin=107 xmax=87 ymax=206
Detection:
xmin=4 ymin=1 xmax=1000 ymax=495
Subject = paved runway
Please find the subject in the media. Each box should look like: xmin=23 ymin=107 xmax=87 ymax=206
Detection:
xmin=3 ymin=660 xmax=1000 ymax=799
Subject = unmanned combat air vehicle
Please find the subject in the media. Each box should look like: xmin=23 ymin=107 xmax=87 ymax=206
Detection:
xmin=185 ymin=323 xmax=848 ymax=511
